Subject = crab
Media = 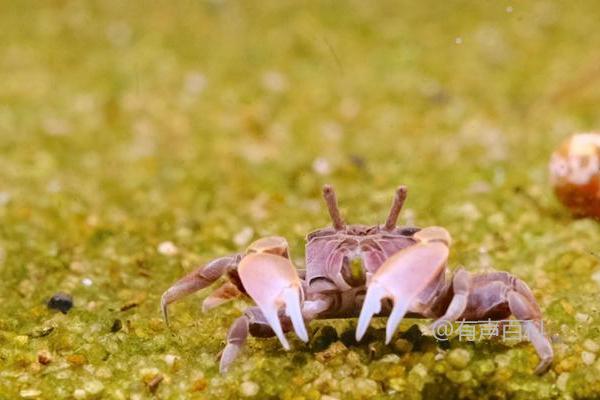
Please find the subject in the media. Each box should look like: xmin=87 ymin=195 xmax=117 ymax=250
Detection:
xmin=161 ymin=185 xmax=553 ymax=374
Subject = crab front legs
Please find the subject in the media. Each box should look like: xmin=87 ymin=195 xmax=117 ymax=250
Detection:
xmin=220 ymin=306 xmax=293 ymax=373
xmin=161 ymin=253 xmax=242 ymax=326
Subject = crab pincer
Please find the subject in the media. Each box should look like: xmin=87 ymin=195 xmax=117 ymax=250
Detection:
xmin=356 ymin=227 xmax=450 ymax=343
xmin=238 ymin=238 xmax=309 ymax=349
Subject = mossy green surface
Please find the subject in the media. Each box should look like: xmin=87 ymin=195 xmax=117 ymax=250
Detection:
xmin=1 ymin=1 xmax=600 ymax=399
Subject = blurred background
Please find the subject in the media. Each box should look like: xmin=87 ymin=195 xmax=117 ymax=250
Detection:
xmin=1 ymin=1 xmax=600 ymax=398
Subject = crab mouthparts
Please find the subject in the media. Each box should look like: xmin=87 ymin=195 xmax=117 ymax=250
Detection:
xmin=342 ymin=256 xmax=367 ymax=287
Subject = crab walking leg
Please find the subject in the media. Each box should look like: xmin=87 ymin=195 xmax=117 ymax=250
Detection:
xmin=202 ymin=281 xmax=243 ymax=312
xmin=220 ymin=315 xmax=249 ymax=373
xmin=160 ymin=254 xmax=240 ymax=326
xmin=507 ymin=289 xmax=553 ymax=374
xmin=430 ymin=268 xmax=471 ymax=330
xmin=356 ymin=227 xmax=450 ymax=344
xmin=237 ymin=252 xmax=309 ymax=349
xmin=301 ymin=296 xmax=334 ymax=321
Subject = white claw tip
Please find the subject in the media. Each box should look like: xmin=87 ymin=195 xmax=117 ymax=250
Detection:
xmin=356 ymin=284 xmax=386 ymax=342
xmin=355 ymin=327 xmax=365 ymax=342
xmin=282 ymin=287 xmax=309 ymax=343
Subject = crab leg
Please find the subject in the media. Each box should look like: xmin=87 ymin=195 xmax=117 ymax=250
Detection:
xmin=202 ymin=281 xmax=243 ymax=312
xmin=507 ymin=287 xmax=553 ymax=374
xmin=237 ymin=252 xmax=308 ymax=349
xmin=356 ymin=227 xmax=450 ymax=344
xmin=430 ymin=268 xmax=470 ymax=330
xmin=160 ymin=254 xmax=240 ymax=326
xmin=220 ymin=315 xmax=249 ymax=373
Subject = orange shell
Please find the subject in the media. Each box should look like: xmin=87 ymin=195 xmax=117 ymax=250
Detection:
xmin=549 ymin=133 xmax=600 ymax=218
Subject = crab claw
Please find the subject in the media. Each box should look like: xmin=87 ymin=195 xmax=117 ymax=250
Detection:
xmin=238 ymin=252 xmax=308 ymax=349
xmin=356 ymin=227 xmax=450 ymax=344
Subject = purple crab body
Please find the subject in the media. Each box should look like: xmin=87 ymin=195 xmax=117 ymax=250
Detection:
xmin=305 ymin=226 xmax=418 ymax=292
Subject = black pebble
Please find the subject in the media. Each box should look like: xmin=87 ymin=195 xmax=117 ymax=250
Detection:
xmin=110 ymin=319 xmax=122 ymax=333
xmin=47 ymin=292 xmax=73 ymax=314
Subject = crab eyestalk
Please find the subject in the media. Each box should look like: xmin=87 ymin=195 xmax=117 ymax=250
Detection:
xmin=322 ymin=184 xmax=345 ymax=230
xmin=384 ymin=185 xmax=408 ymax=231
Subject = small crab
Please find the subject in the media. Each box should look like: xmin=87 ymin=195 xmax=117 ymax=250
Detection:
xmin=161 ymin=185 xmax=553 ymax=374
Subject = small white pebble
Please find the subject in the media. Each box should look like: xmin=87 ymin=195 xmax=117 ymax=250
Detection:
xmin=0 ymin=192 xmax=11 ymax=206
xmin=379 ymin=354 xmax=401 ymax=363
xmin=81 ymin=278 xmax=93 ymax=287
xmin=455 ymin=37 xmax=463 ymax=45
xmin=47 ymin=179 xmax=62 ymax=193
xmin=575 ymin=313 xmax=591 ymax=323
xmin=261 ymin=71 xmax=287 ymax=93
xmin=494 ymin=354 xmax=511 ymax=368
xmin=73 ymin=389 xmax=86 ymax=399
xmin=506 ymin=6 xmax=513 ymax=13
xmin=320 ymin=121 xmax=343 ymax=140
xmin=105 ymin=22 xmax=132 ymax=47
xmin=157 ymin=241 xmax=178 ymax=256
xmin=557 ymin=372 xmax=569 ymax=391
xmin=467 ymin=181 xmax=491 ymax=194
xmin=139 ymin=367 xmax=160 ymax=379
xmin=84 ymin=380 xmax=104 ymax=395
xmin=448 ymin=348 xmax=471 ymax=369
xmin=410 ymin=363 xmax=428 ymax=379
xmin=233 ymin=227 xmax=254 ymax=247
xmin=95 ymin=366 xmax=112 ymax=378
xmin=355 ymin=378 xmax=378 ymax=395
xmin=592 ymin=270 xmax=600 ymax=285
xmin=19 ymin=389 xmax=41 ymax=398
xmin=584 ymin=339 xmax=600 ymax=353
xmin=239 ymin=381 xmax=259 ymax=397
xmin=312 ymin=157 xmax=331 ymax=175
xmin=14 ymin=335 xmax=28 ymax=345
xmin=453 ymin=203 xmax=481 ymax=220
xmin=582 ymin=351 xmax=596 ymax=365
xmin=184 ymin=72 xmax=207 ymax=95
xmin=164 ymin=354 xmax=178 ymax=368
xmin=339 ymin=98 xmax=360 ymax=120
xmin=42 ymin=117 xmax=71 ymax=136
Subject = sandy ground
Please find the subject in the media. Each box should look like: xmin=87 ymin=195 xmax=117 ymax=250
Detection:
xmin=1 ymin=1 xmax=600 ymax=398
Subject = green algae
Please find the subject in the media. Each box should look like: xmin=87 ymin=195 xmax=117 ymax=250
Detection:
xmin=1 ymin=0 xmax=600 ymax=399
